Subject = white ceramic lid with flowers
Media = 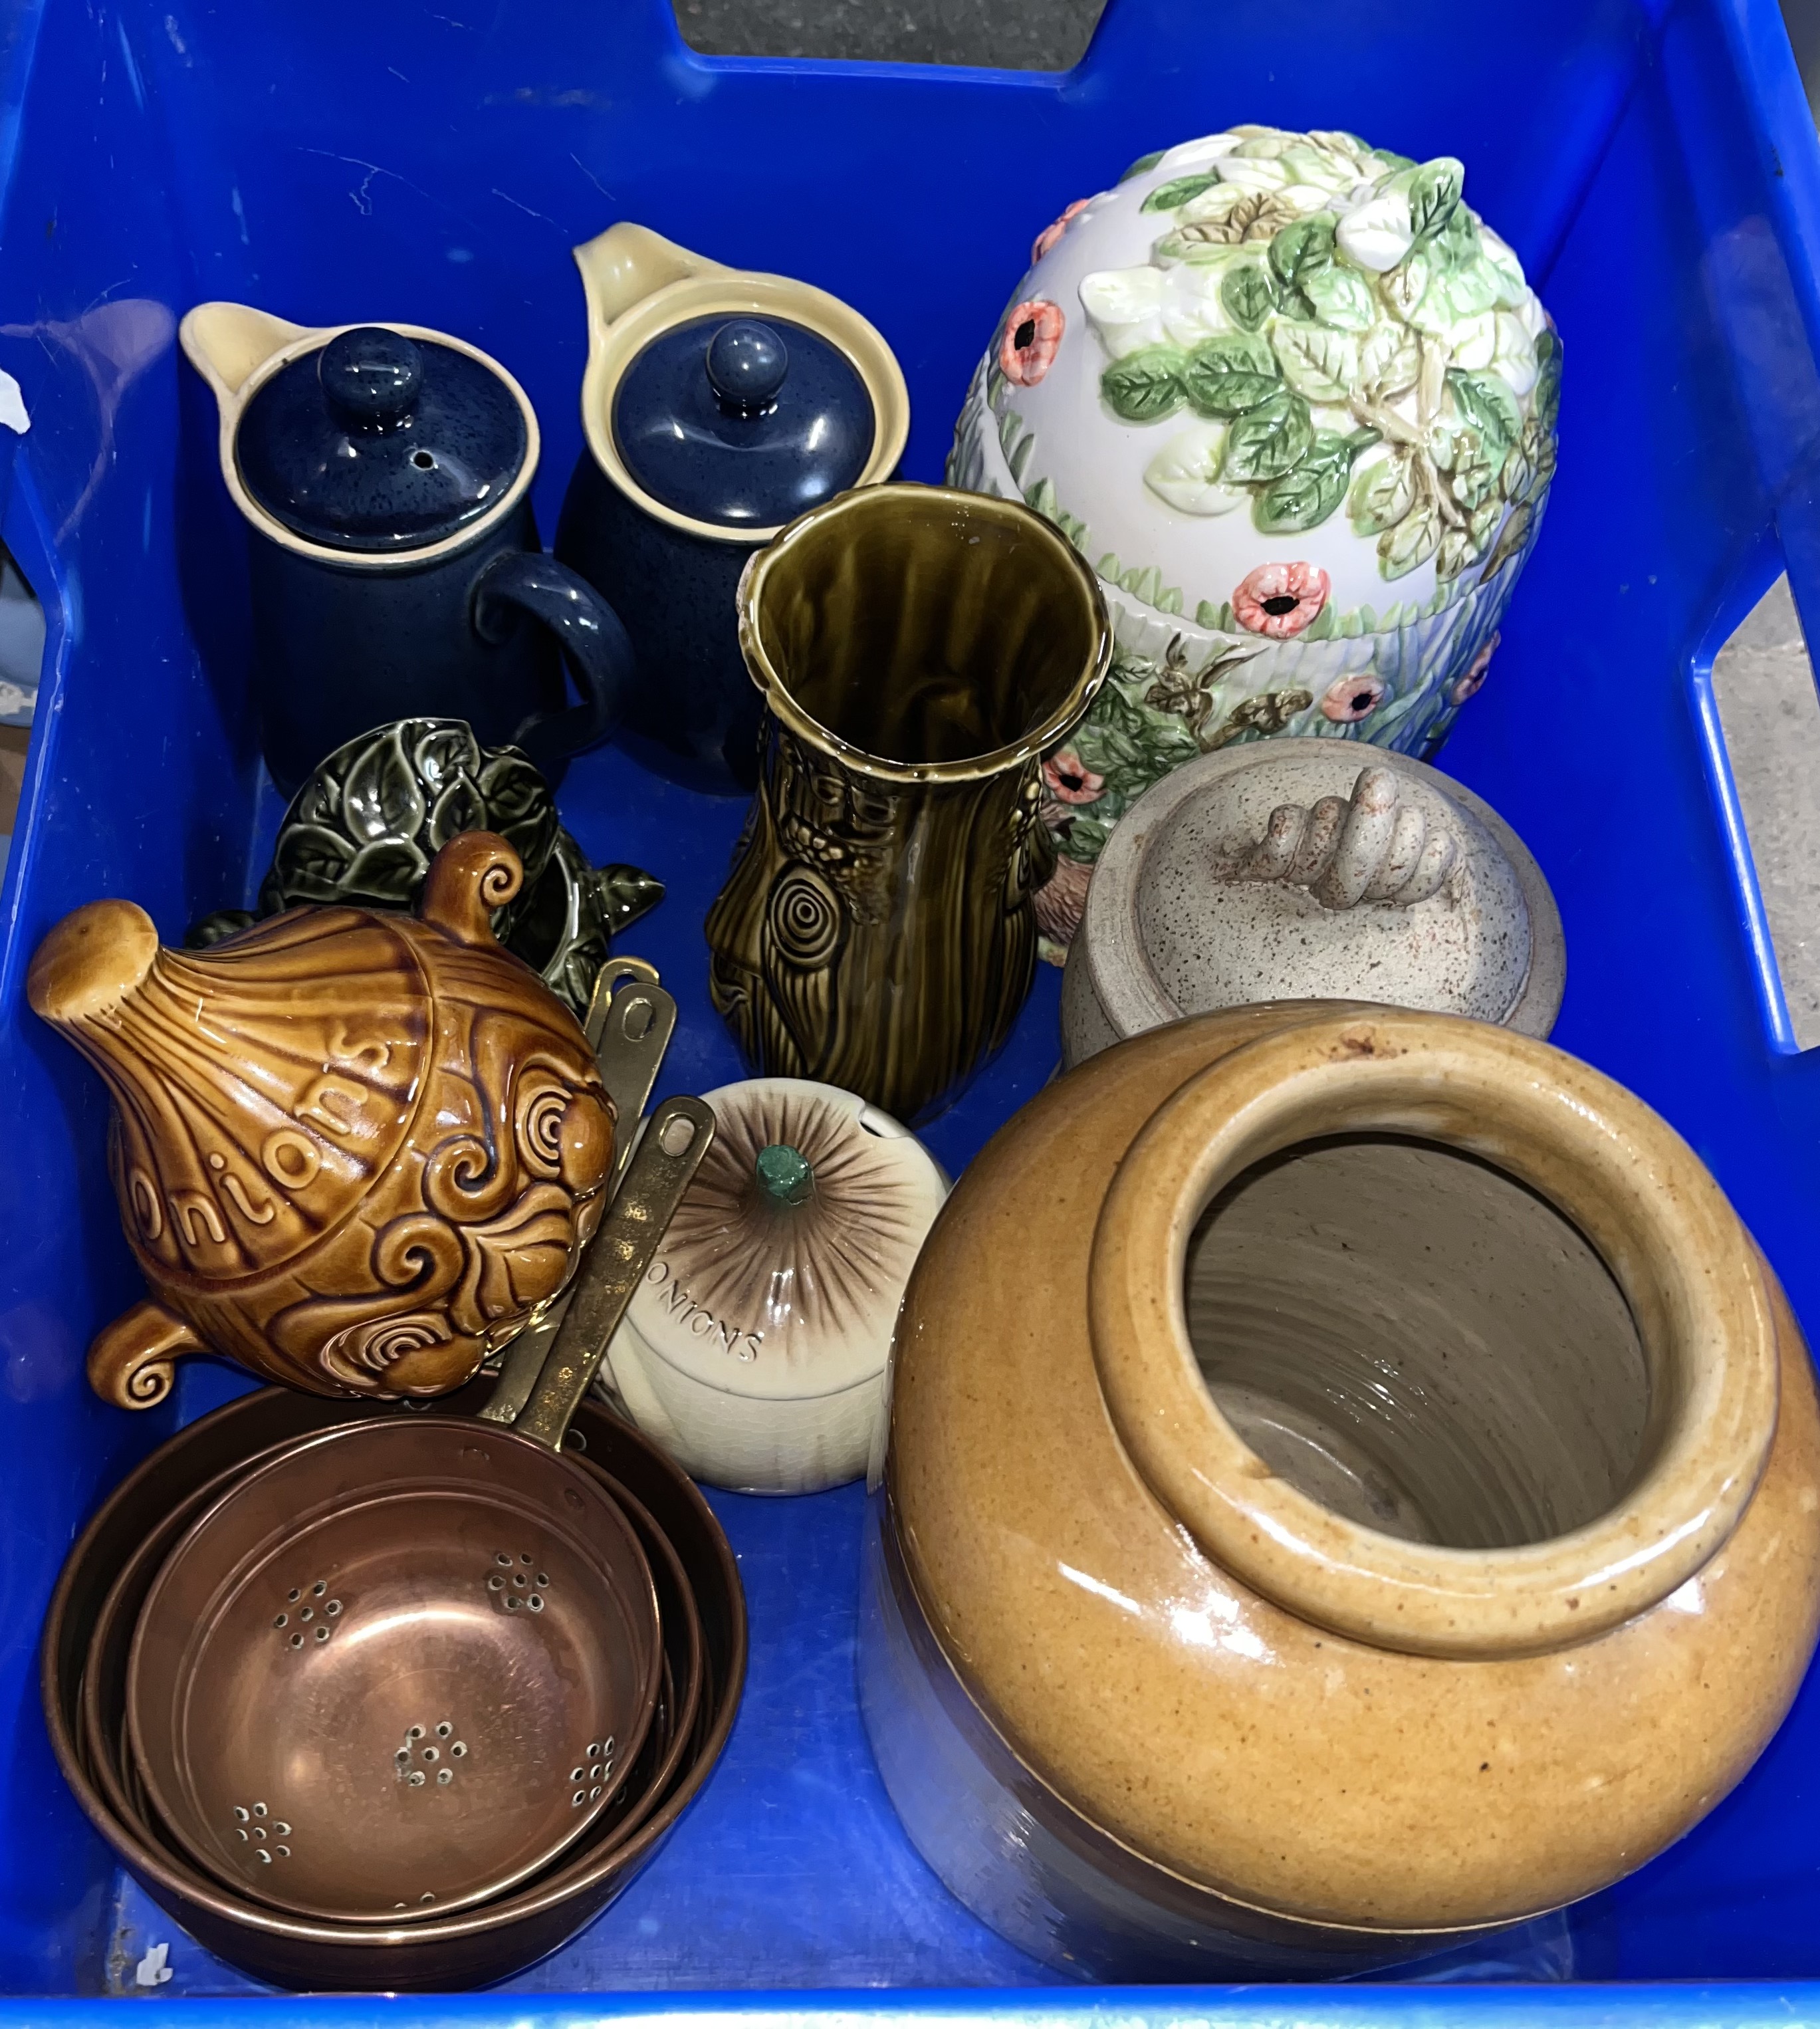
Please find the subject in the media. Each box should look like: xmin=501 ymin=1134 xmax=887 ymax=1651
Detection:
xmin=947 ymin=125 xmax=1559 ymax=955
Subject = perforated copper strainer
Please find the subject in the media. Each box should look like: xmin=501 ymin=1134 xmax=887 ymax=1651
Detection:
xmin=125 ymin=1094 xmax=715 ymax=1925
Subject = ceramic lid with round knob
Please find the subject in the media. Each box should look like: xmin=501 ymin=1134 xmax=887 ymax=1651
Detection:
xmin=235 ymin=324 xmax=531 ymax=553
xmin=622 ymin=1076 xmax=948 ymax=1401
xmin=572 ymin=224 xmax=911 ymax=544
xmin=1068 ymin=741 xmax=1563 ymax=1052
xmin=612 ymin=313 xmax=877 ymax=529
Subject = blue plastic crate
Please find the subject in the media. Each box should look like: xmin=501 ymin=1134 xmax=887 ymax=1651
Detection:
xmin=5 ymin=0 xmax=1820 ymax=2012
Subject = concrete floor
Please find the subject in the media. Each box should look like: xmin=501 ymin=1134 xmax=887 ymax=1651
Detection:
xmin=671 ymin=0 xmax=1105 ymax=68
xmin=1712 ymin=578 xmax=1820 ymax=1050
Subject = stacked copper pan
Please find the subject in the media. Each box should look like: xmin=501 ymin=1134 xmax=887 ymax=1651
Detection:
xmin=43 ymin=1371 xmax=745 ymax=1990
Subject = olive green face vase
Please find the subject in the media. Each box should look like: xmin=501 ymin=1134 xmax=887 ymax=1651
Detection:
xmin=704 ymin=483 xmax=1111 ymax=1122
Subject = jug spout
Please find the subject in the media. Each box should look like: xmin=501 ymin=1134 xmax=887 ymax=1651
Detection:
xmin=178 ymin=301 xmax=309 ymax=416
xmin=572 ymin=223 xmax=728 ymax=339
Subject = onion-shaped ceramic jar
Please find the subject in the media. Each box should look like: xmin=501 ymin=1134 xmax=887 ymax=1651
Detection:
xmin=29 ymin=833 xmax=616 ymax=1409
xmin=947 ymin=127 xmax=1558 ymax=953
xmin=869 ymin=1004 xmax=1820 ymax=1978
xmin=604 ymin=1077 xmax=949 ymax=1492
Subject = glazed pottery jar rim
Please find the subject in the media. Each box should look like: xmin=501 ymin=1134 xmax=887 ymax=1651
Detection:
xmin=735 ymin=482 xmax=1113 ymax=788
xmin=1087 ymin=1006 xmax=1779 ymax=1660
xmin=186 ymin=312 xmax=542 ymax=572
xmin=578 ymin=271 xmax=910 ymax=546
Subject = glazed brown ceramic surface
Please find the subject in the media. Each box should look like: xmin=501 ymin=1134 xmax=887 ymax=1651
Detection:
xmin=28 ymin=832 xmax=616 ymax=1407
xmin=704 ymin=483 xmax=1110 ymax=1122
xmin=887 ymin=1004 xmax=1820 ymax=1937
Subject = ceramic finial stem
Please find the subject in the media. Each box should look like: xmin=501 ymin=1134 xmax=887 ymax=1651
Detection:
xmin=756 ymin=1143 xmax=816 ymax=1207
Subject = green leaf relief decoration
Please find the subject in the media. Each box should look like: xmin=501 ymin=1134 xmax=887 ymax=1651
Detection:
xmin=1349 ymin=448 xmax=1416 ymax=536
xmin=1444 ymin=368 xmax=1521 ymax=457
xmin=1222 ymin=390 xmax=1314 ymax=483
xmin=1120 ymin=149 xmax=1167 ymax=182
xmin=1436 ymin=525 xmax=1478 ymax=583
xmin=1195 ymin=600 xmax=1224 ymax=630
xmin=1379 ymin=495 xmax=1439 ymax=579
xmin=1372 ymin=149 xmax=1418 ymax=174
xmin=1268 ymin=213 xmax=1337 ymax=290
xmin=1143 ymin=172 xmax=1222 ymax=212
xmin=1428 ymin=201 xmax=1480 ymax=273
xmin=1183 ymin=334 xmax=1281 ymax=416
xmin=1430 ymin=426 xmax=1498 ymax=515
xmin=1026 ymin=475 xmax=1060 ymax=519
xmin=1007 ymin=431 xmax=1036 ymax=485
xmin=1253 ymin=430 xmax=1358 ymax=533
xmin=1270 ymin=322 xmax=1357 ymax=404
xmin=1157 ymin=585 xmax=1184 ymax=615
xmin=1101 ymin=345 xmax=1187 ymax=422
xmin=1479 ymin=497 xmax=1534 ymax=583
xmin=1379 ymin=247 xmax=1432 ymax=324
xmin=1097 ymin=554 xmax=1121 ymax=578
xmin=1301 ymin=261 xmax=1377 ymax=331
xmin=1220 ymin=261 xmax=1278 ymax=332
xmin=1534 ymin=326 xmax=1563 ymax=431
xmin=1359 ymin=322 xmax=1420 ymax=400
xmin=1408 ymin=157 xmax=1464 ymax=240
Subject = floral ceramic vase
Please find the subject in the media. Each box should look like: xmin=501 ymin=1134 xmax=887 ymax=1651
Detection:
xmin=947 ymin=126 xmax=1559 ymax=953
xmin=29 ymin=833 xmax=618 ymax=1408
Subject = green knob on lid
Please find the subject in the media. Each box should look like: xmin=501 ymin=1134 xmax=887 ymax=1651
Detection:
xmin=755 ymin=1143 xmax=815 ymax=1207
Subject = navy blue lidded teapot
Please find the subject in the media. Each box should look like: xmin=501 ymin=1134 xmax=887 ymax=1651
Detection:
xmin=181 ymin=304 xmax=632 ymax=797
xmin=554 ymin=225 xmax=909 ymax=794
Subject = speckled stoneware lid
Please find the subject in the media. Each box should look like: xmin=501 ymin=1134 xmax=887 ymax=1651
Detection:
xmin=1068 ymin=742 xmax=1562 ymax=1048
xmin=237 ymin=325 xmax=528 ymax=553
xmin=623 ymin=1077 xmax=949 ymax=1401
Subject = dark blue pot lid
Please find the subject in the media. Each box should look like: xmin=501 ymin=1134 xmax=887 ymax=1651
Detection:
xmin=612 ymin=314 xmax=875 ymax=529
xmin=237 ymin=327 xmax=528 ymax=553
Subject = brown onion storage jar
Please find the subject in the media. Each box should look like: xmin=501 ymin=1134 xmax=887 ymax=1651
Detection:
xmin=866 ymin=1003 xmax=1820 ymax=1978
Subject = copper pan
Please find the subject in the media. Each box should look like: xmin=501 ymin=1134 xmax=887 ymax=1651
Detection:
xmin=84 ymin=1449 xmax=701 ymax=1894
xmin=43 ymin=1379 xmax=744 ymax=1990
xmin=122 ymin=1096 xmax=711 ymax=1925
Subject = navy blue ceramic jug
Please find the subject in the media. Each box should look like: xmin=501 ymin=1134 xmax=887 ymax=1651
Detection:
xmin=181 ymin=304 xmax=632 ymax=797
xmin=553 ymin=226 xmax=909 ymax=794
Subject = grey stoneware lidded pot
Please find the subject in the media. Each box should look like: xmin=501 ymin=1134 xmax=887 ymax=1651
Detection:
xmin=554 ymin=225 xmax=911 ymax=794
xmin=181 ymin=304 xmax=634 ymax=798
xmin=1062 ymin=741 xmax=1563 ymax=1066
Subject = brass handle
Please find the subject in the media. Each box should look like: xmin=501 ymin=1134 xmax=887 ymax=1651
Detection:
xmin=512 ymin=1095 xmax=716 ymax=1452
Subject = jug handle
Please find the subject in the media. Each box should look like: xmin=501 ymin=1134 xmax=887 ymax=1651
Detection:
xmin=473 ymin=551 xmax=633 ymax=775
xmin=88 ymin=1299 xmax=211 ymax=1410
xmin=572 ymin=223 xmax=729 ymax=334
xmin=179 ymin=303 xmax=312 ymax=412
xmin=419 ymin=832 xmax=524 ymax=949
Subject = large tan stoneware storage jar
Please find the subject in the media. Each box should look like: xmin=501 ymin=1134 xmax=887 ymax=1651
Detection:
xmin=865 ymin=1003 xmax=1820 ymax=1978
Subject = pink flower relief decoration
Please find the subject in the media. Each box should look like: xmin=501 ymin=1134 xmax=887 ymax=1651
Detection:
xmin=1000 ymin=300 xmax=1065 ymax=387
xmin=1320 ymin=673 xmax=1387 ymax=724
xmin=1446 ymin=632 xmax=1500 ymax=707
xmin=1031 ymin=199 xmax=1091 ymax=265
xmin=1232 ymin=562 xmax=1330 ymax=640
xmin=1042 ymin=748 xmax=1105 ymax=805
xmin=1034 ymin=853 xmax=1094 ymax=953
